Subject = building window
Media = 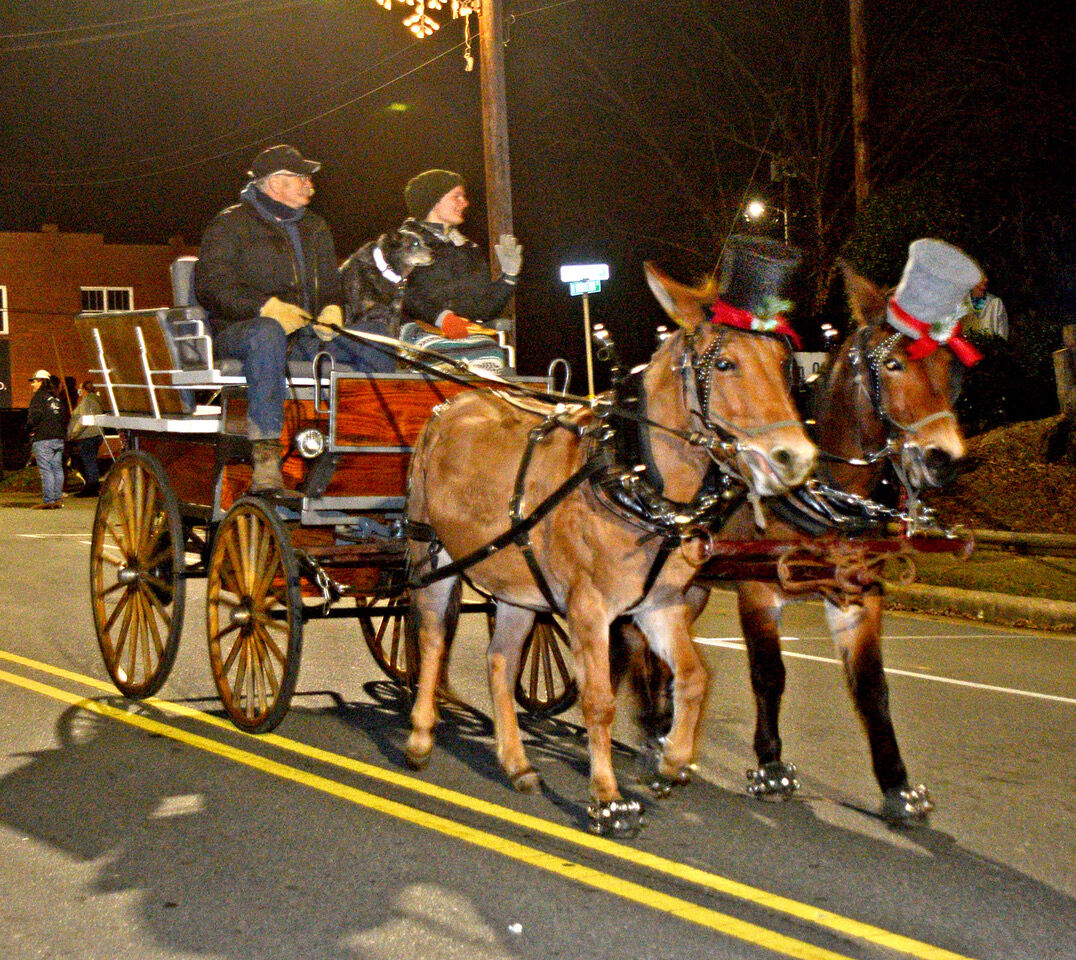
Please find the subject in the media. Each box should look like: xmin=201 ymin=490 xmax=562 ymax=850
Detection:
xmin=80 ymin=286 xmax=133 ymax=314
xmin=0 ymin=285 xmax=7 ymax=335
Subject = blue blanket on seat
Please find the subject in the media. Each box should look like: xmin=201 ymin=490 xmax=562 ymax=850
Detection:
xmin=399 ymin=322 xmax=509 ymax=374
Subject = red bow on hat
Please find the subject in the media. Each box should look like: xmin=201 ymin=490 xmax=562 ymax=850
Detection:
xmin=711 ymin=299 xmax=802 ymax=349
xmin=888 ymin=299 xmax=983 ymax=366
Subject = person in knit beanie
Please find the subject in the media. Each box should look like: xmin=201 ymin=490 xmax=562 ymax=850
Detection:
xmin=399 ymin=169 xmax=522 ymax=340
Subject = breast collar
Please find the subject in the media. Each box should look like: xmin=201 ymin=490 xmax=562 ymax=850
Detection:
xmin=591 ymin=366 xmax=744 ymax=541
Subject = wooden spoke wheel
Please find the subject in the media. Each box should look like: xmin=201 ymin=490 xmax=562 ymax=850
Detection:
xmin=357 ymin=592 xmax=417 ymax=686
xmin=90 ymin=451 xmax=185 ymax=699
xmin=206 ymin=497 xmax=303 ymax=733
xmin=514 ymin=613 xmax=577 ymax=716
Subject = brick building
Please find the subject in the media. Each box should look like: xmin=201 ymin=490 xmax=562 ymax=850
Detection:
xmin=0 ymin=225 xmax=196 ymax=408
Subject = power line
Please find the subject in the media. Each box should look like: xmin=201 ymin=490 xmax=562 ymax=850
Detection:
xmin=10 ymin=40 xmax=467 ymax=187
xmin=0 ymin=0 xmax=325 ymax=53
xmin=4 ymin=0 xmax=590 ymax=188
xmin=14 ymin=35 xmax=426 ymax=178
xmin=0 ymin=0 xmax=265 ymax=41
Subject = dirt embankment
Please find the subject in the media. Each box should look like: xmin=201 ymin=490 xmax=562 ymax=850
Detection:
xmin=923 ymin=416 xmax=1076 ymax=535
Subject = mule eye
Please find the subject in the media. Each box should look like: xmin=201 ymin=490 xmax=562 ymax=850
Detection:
xmin=714 ymin=357 xmax=736 ymax=372
xmin=883 ymin=357 xmax=904 ymax=372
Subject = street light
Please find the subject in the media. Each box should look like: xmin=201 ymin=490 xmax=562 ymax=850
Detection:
xmin=745 ymin=199 xmax=767 ymax=221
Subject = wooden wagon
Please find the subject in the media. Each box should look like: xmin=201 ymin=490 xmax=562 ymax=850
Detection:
xmin=76 ymin=261 xmax=575 ymax=733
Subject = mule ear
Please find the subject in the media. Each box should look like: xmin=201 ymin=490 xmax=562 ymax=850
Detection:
xmin=840 ymin=259 xmax=887 ymax=329
xmin=644 ymin=261 xmax=712 ymax=333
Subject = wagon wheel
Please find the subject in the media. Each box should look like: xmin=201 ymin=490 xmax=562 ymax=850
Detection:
xmin=206 ymin=497 xmax=303 ymax=733
xmin=359 ymin=581 xmax=461 ymax=695
xmin=90 ymin=451 xmax=185 ymax=699
xmin=357 ymin=591 xmax=417 ymax=686
xmin=514 ymin=613 xmax=577 ymax=716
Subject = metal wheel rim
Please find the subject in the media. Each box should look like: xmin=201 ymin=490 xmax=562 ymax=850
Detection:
xmin=206 ymin=498 xmax=302 ymax=733
xmin=514 ymin=613 xmax=578 ymax=715
xmin=90 ymin=451 xmax=185 ymax=698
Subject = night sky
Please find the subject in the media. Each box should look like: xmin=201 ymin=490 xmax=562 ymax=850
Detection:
xmin=1 ymin=0 xmax=1071 ymax=380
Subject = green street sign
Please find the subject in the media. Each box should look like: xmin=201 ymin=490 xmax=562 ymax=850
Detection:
xmin=569 ymin=279 xmax=602 ymax=296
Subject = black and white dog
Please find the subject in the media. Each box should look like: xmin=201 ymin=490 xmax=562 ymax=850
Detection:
xmin=339 ymin=225 xmax=433 ymax=338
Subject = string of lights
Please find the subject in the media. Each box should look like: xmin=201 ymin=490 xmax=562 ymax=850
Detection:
xmin=370 ymin=0 xmax=480 ymax=40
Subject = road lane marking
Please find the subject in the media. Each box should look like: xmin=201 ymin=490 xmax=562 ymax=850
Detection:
xmin=0 ymin=648 xmax=980 ymax=960
xmin=693 ymin=638 xmax=1076 ymax=705
xmin=0 ymin=666 xmax=858 ymax=960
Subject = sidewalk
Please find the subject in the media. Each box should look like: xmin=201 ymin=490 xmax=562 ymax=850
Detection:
xmin=884 ymin=581 xmax=1076 ymax=634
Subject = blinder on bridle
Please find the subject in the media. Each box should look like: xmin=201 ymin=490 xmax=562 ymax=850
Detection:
xmin=848 ymin=324 xmax=963 ymax=432
xmin=684 ymin=322 xmax=799 ymax=442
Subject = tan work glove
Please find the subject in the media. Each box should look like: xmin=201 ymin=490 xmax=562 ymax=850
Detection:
xmin=312 ymin=304 xmax=344 ymax=342
xmin=260 ymin=296 xmax=311 ymax=335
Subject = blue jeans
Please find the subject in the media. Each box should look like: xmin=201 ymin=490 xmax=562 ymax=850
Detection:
xmin=77 ymin=436 xmax=101 ymax=484
xmin=288 ymin=324 xmax=396 ymax=374
xmin=33 ymin=438 xmax=65 ymax=504
xmin=214 ymin=317 xmax=395 ymax=440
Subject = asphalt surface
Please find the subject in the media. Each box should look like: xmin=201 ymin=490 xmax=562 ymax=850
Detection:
xmin=0 ymin=497 xmax=1073 ymax=960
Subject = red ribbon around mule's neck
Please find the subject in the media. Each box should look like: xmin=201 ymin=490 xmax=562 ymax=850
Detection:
xmin=711 ymin=298 xmax=802 ymax=349
xmin=887 ymin=298 xmax=983 ymax=366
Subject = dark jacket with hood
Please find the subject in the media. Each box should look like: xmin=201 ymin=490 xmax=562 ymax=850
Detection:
xmin=194 ymin=182 xmax=343 ymax=338
xmin=27 ymin=384 xmax=67 ymax=443
xmin=400 ymin=218 xmax=515 ymax=325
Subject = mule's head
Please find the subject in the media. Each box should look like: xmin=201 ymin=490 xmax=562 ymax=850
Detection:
xmin=839 ymin=266 xmax=967 ymax=488
xmin=644 ymin=262 xmax=817 ymax=496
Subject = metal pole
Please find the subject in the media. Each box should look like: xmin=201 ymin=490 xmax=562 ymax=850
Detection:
xmin=582 ymin=292 xmax=595 ymax=397
xmin=478 ymin=0 xmax=516 ymax=348
xmin=849 ymin=0 xmax=870 ymax=211
xmin=783 ymin=176 xmax=790 ymax=242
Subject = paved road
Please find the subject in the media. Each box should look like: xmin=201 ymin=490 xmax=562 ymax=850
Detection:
xmin=1 ymin=499 xmax=1073 ymax=960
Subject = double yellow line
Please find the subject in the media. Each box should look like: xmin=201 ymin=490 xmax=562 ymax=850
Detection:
xmin=0 ymin=649 xmax=977 ymax=960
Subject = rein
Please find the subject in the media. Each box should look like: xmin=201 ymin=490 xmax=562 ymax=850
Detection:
xmin=386 ymin=320 xmax=774 ymax=604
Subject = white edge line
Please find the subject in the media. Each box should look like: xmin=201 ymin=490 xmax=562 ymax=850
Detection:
xmin=693 ymin=637 xmax=1076 ymax=706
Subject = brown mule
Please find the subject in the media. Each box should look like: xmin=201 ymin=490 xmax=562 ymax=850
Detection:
xmin=628 ymin=260 xmax=973 ymax=824
xmin=403 ymin=262 xmax=817 ymax=835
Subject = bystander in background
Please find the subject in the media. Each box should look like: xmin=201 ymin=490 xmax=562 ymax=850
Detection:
xmin=26 ymin=370 xmax=66 ymax=509
xmin=965 ymin=277 xmax=1009 ymax=339
xmin=68 ymin=380 xmax=104 ymax=497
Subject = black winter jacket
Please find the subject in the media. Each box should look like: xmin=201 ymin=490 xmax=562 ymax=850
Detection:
xmin=194 ymin=185 xmax=343 ymax=338
xmin=27 ymin=386 xmax=67 ymax=443
xmin=401 ymin=219 xmax=515 ymax=325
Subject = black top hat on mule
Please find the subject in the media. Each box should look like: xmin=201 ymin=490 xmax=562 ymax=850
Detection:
xmin=719 ymin=236 xmax=803 ymax=319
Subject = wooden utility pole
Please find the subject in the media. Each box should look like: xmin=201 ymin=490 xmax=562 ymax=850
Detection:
xmin=478 ymin=0 xmax=516 ymax=345
xmin=849 ymin=0 xmax=870 ymax=211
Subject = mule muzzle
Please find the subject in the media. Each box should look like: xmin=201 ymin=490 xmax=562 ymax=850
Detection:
xmin=902 ymin=444 xmax=959 ymax=489
xmin=739 ymin=439 xmax=818 ymax=496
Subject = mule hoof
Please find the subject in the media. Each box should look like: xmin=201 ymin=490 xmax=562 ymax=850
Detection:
xmin=746 ymin=761 xmax=800 ymax=799
xmin=881 ymin=783 xmax=934 ymax=825
xmin=404 ymin=742 xmax=432 ymax=771
xmin=639 ymin=738 xmax=693 ymax=798
xmin=509 ymin=767 xmax=542 ymax=794
xmin=586 ymin=798 xmax=644 ymax=838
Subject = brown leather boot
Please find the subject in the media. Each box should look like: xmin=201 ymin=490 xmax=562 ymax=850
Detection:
xmin=249 ymin=439 xmax=286 ymax=494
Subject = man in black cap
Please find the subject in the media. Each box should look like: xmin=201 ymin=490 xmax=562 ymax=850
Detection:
xmin=26 ymin=369 xmax=67 ymax=509
xmin=195 ymin=144 xmax=392 ymax=495
xmin=399 ymin=168 xmax=522 ymax=338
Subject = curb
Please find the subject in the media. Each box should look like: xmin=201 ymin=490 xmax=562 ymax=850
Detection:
xmin=885 ymin=582 xmax=1076 ymax=634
